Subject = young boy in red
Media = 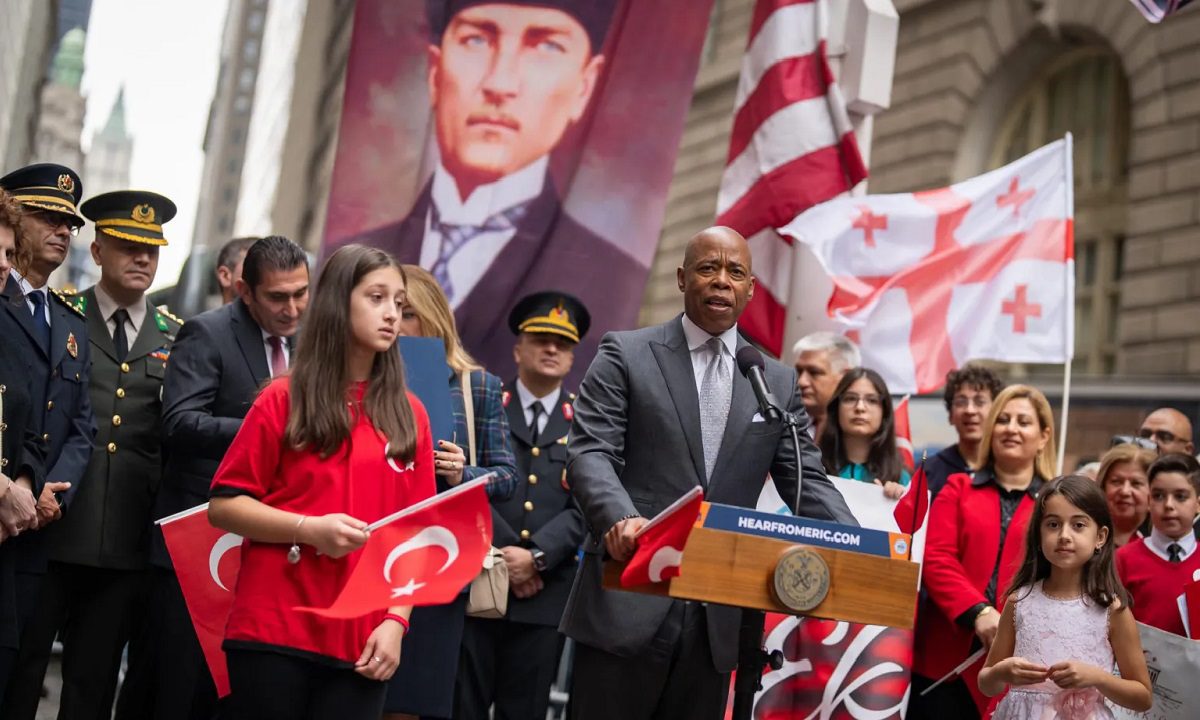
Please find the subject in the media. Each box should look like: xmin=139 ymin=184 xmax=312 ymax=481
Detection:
xmin=1116 ymin=453 xmax=1200 ymax=637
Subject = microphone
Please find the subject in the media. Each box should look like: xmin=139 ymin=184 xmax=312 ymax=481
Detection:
xmin=735 ymin=346 xmax=782 ymax=423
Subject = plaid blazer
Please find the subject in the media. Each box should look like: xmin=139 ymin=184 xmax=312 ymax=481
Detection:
xmin=448 ymin=369 xmax=517 ymax=500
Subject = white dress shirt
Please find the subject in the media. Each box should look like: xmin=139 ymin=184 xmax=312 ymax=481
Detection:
xmin=93 ymin=284 xmax=145 ymax=341
xmin=680 ymin=314 xmax=739 ymax=396
xmin=515 ymin=379 xmax=561 ymax=436
xmin=1147 ymin=527 xmax=1198 ymax=562
xmin=418 ymin=155 xmax=548 ymax=309
xmin=10 ymin=269 xmax=50 ymax=327
xmin=261 ymin=329 xmax=290 ymax=376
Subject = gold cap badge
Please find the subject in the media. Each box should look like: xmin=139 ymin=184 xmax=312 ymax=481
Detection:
xmin=58 ymin=174 xmax=75 ymax=193
xmin=132 ymin=203 xmax=156 ymax=224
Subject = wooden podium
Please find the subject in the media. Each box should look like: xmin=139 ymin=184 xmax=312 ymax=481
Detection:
xmin=601 ymin=505 xmax=920 ymax=629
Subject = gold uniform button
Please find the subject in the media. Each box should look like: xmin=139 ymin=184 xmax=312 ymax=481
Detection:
xmin=120 ymin=363 xmax=130 ymax=373
xmin=531 ymin=447 xmax=540 ymax=457
xmin=107 ymin=442 xmax=117 ymax=454
xmin=115 ymin=388 xmax=125 ymax=398
xmin=0 ymin=384 xmax=6 ymax=393
xmin=520 ymin=529 xmax=531 ymax=540
xmin=527 ymin=474 xmax=537 ymax=485
xmin=112 ymin=415 xmax=122 ymax=427
xmin=0 ymin=458 xmax=7 ymax=468
xmin=46 ymin=400 xmax=54 ymax=410
xmin=42 ymin=433 xmax=49 ymax=442
xmin=523 ymin=501 xmax=534 ymax=512
xmin=0 ymin=422 xmax=6 ymax=431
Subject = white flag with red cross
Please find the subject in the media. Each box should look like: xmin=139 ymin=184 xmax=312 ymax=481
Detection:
xmin=781 ymin=137 xmax=1074 ymax=394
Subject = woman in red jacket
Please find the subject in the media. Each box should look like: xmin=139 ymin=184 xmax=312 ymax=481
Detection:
xmin=208 ymin=245 xmax=436 ymax=720
xmin=909 ymin=384 xmax=1057 ymax=718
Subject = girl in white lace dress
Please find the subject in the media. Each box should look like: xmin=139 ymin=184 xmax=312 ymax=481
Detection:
xmin=978 ymin=475 xmax=1153 ymax=719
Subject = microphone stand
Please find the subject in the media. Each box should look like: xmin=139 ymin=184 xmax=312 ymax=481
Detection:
xmin=730 ymin=399 xmax=805 ymax=720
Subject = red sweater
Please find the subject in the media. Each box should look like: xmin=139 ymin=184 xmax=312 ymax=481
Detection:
xmin=211 ymin=378 xmax=435 ymax=664
xmin=1116 ymin=538 xmax=1200 ymax=638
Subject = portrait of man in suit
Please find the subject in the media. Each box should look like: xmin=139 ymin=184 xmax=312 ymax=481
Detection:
xmin=355 ymin=0 xmax=645 ymax=381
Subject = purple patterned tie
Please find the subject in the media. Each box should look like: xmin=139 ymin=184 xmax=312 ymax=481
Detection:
xmin=429 ymin=202 xmax=531 ymax=302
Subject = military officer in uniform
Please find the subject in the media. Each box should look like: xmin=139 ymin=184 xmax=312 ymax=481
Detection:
xmin=9 ymin=191 xmax=182 ymax=720
xmin=457 ymin=291 xmax=589 ymax=720
xmin=0 ymin=163 xmax=96 ymax=712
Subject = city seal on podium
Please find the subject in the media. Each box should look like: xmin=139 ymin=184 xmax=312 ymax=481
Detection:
xmin=772 ymin=546 xmax=831 ymax=613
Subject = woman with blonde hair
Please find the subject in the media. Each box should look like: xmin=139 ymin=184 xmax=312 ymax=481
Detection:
xmin=911 ymin=384 xmax=1057 ymax=718
xmin=1096 ymin=443 xmax=1156 ymax=548
xmin=384 ymin=265 xmax=516 ymax=719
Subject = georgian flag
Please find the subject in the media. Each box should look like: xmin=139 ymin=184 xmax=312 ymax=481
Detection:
xmin=782 ymin=137 xmax=1075 ymax=394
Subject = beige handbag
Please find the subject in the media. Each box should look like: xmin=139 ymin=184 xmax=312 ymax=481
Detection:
xmin=461 ymin=371 xmax=509 ymax=619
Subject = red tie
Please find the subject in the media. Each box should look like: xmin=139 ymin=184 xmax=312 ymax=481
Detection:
xmin=268 ymin=336 xmax=287 ymax=377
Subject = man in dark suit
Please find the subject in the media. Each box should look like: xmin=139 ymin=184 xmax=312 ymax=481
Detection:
xmin=115 ymin=235 xmax=309 ymax=720
xmin=0 ymin=163 xmax=96 ymax=712
xmin=457 ymin=291 xmax=589 ymax=720
xmin=561 ymin=227 xmax=857 ymax=719
xmin=353 ymin=0 xmax=642 ymax=384
xmin=6 ymin=191 xmax=183 ymax=720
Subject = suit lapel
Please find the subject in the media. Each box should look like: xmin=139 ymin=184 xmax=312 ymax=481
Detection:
xmin=504 ymin=382 xmax=533 ymax=447
xmin=540 ymin=394 xmax=571 ymax=444
xmin=48 ymin=297 xmax=71 ymax=368
xmin=708 ymin=337 xmax=760 ymax=494
xmin=83 ymin=288 xmax=117 ymax=363
xmin=650 ymin=318 xmax=705 ymax=486
xmin=2 ymin=278 xmax=48 ymax=361
xmin=232 ymin=300 xmax=270 ymax=385
xmin=127 ymin=300 xmax=166 ymax=361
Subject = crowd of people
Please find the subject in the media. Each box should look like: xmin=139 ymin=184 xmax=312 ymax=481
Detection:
xmin=0 ymin=160 xmax=1196 ymax=720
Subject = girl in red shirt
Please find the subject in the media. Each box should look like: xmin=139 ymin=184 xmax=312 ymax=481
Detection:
xmin=209 ymin=244 xmax=435 ymax=720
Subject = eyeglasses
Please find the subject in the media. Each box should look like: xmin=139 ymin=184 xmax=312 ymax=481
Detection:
xmin=1138 ymin=428 xmax=1178 ymax=445
xmin=840 ymin=393 xmax=882 ymax=408
xmin=25 ymin=210 xmax=82 ymax=237
xmin=1111 ymin=435 xmax=1157 ymax=451
xmin=952 ymin=396 xmax=991 ymax=409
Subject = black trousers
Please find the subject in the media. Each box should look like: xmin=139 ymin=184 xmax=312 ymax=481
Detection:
xmin=2 ymin=562 xmax=145 ymax=720
xmin=456 ymin=616 xmax=561 ymax=720
xmin=907 ymin=673 xmax=979 ymax=719
xmin=226 ymin=648 xmax=387 ymax=720
xmin=568 ymin=601 xmax=728 ymax=720
xmin=114 ymin=567 xmax=219 ymax=720
xmin=1 ymin=568 xmax=63 ymax=720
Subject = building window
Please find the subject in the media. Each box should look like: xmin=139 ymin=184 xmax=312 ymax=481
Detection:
xmin=990 ymin=47 xmax=1129 ymax=376
xmin=701 ymin=0 xmax=722 ymax=66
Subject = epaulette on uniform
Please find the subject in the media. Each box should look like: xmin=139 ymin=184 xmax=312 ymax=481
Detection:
xmin=51 ymin=288 xmax=85 ymax=317
xmin=156 ymin=305 xmax=184 ymax=326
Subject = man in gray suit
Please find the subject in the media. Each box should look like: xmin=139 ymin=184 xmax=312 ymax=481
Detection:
xmin=561 ymin=226 xmax=856 ymax=719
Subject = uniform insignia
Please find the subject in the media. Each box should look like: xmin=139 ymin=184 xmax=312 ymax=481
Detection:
xmin=561 ymin=468 xmax=570 ymax=491
xmin=132 ymin=203 xmax=156 ymax=224
xmin=155 ymin=305 xmax=184 ymax=326
xmin=502 ymin=390 xmax=511 ymax=408
xmin=57 ymin=174 xmax=75 ymax=193
xmin=150 ymin=346 xmax=171 ymax=362
xmin=50 ymin=289 xmax=85 ymax=317
xmin=66 ymin=332 xmax=78 ymax=358
xmin=155 ymin=312 xmax=169 ymax=333
xmin=561 ymin=402 xmax=573 ymax=422
xmin=557 ymin=435 xmax=568 ymax=445
xmin=70 ymin=295 xmax=87 ymax=314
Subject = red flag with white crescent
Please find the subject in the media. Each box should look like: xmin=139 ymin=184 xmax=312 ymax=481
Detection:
xmin=894 ymin=395 xmax=914 ymax=471
xmin=297 ymin=478 xmax=492 ymax=618
xmin=621 ymin=487 xmax=704 ymax=587
xmin=159 ymin=503 xmax=242 ymax=698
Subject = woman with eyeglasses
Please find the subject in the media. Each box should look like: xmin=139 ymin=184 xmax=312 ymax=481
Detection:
xmin=817 ymin=367 xmax=910 ymax=500
xmin=910 ymin=384 xmax=1057 ymax=719
xmin=1097 ymin=443 xmax=1156 ymax=548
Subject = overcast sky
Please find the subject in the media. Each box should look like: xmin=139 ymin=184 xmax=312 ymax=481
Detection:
xmin=81 ymin=0 xmax=229 ymax=289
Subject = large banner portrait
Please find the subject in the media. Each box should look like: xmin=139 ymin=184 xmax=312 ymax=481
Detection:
xmin=323 ymin=0 xmax=715 ymax=381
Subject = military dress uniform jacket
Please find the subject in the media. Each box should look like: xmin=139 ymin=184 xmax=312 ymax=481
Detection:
xmin=0 ymin=277 xmax=96 ymax=574
xmin=45 ymin=289 xmax=180 ymax=570
xmin=493 ymin=384 xmax=585 ymax=627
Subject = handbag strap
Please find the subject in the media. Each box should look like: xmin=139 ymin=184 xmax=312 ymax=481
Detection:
xmin=460 ymin=371 xmax=477 ymax=467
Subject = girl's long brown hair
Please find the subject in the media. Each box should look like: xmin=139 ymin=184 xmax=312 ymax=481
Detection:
xmin=1007 ymin=474 xmax=1131 ymax=610
xmin=284 ymin=244 xmax=417 ymax=461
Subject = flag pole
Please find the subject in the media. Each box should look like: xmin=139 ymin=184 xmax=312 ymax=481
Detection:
xmin=1056 ymin=132 xmax=1075 ymax=476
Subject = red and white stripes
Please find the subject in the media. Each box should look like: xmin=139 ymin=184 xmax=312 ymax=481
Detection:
xmin=715 ymin=0 xmax=867 ymax=356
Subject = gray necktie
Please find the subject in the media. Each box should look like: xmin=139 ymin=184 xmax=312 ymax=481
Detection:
xmin=699 ymin=337 xmax=732 ymax=482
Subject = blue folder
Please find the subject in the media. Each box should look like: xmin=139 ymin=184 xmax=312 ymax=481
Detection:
xmin=399 ymin=337 xmax=455 ymax=447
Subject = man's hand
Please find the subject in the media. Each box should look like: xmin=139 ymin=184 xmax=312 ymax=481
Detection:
xmin=604 ymin=516 xmax=648 ymax=562
xmin=501 ymin=546 xmax=537 ymax=585
xmin=35 ymin=482 xmax=71 ymax=527
xmin=0 ymin=475 xmax=37 ymax=536
xmin=512 ymin=574 xmax=544 ymax=599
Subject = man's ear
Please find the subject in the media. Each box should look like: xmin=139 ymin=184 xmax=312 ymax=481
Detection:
xmin=235 ymin=277 xmax=251 ymax=303
xmin=677 ymin=266 xmax=685 ymax=293
xmin=216 ymin=265 xmax=232 ymax=290
xmin=426 ymin=44 xmax=442 ymax=108
xmin=569 ymin=54 xmax=606 ymax=123
xmin=90 ymin=239 xmax=102 ymax=268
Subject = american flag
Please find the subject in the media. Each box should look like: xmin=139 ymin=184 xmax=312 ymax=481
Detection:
xmin=715 ymin=0 xmax=868 ymax=357
xmin=1129 ymin=0 xmax=1195 ymax=22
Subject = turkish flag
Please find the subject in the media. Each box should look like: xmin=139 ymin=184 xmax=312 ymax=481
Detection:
xmin=1184 ymin=578 xmax=1200 ymax=640
xmin=621 ymin=487 xmax=703 ymax=588
xmin=894 ymin=395 xmax=913 ymax=471
xmin=893 ymin=464 xmax=930 ymax=538
xmin=782 ymin=137 xmax=1074 ymax=393
xmin=159 ymin=503 xmax=242 ymax=698
xmin=297 ymin=478 xmax=492 ymax=619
